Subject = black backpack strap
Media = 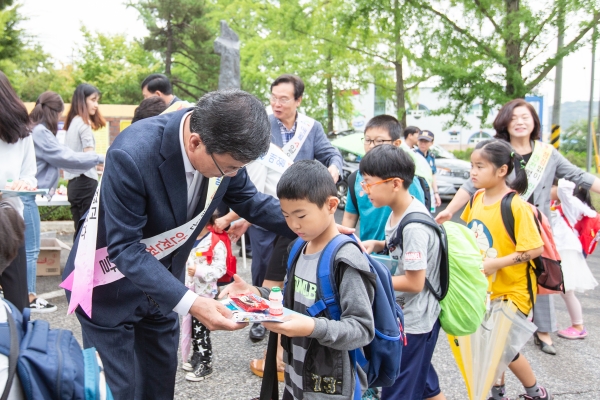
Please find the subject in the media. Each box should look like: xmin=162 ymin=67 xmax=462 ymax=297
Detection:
xmin=1 ymin=305 xmax=19 ymax=400
xmin=500 ymin=192 xmax=517 ymax=244
xmin=388 ymin=212 xmax=449 ymax=301
xmin=417 ymin=177 xmax=431 ymax=210
xmin=348 ymin=170 xmax=359 ymax=215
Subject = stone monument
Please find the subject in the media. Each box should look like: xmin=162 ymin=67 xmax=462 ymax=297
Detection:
xmin=214 ymin=21 xmax=240 ymax=90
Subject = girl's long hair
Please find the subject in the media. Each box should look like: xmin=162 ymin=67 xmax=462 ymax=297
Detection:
xmin=0 ymin=71 xmax=31 ymax=144
xmin=29 ymin=91 xmax=64 ymax=135
xmin=65 ymin=83 xmax=106 ymax=130
xmin=474 ymin=139 xmax=528 ymax=194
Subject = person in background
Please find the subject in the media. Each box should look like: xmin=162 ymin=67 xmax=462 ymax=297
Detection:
xmin=0 ymin=70 xmax=36 ymax=312
xmin=132 ymin=97 xmax=168 ymax=123
xmin=414 ymin=130 xmax=442 ymax=209
xmin=29 ymin=91 xmax=104 ymax=312
xmin=63 ymin=84 xmax=106 ymax=236
xmin=141 ymin=73 xmax=181 ymax=106
xmin=403 ymin=125 xmax=421 ymax=149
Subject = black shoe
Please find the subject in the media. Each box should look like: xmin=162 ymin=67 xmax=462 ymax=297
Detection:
xmin=533 ymin=333 xmax=557 ymax=355
xmin=238 ymin=248 xmax=253 ymax=258
xmin=185 ymin=359 xmax=213 ymax=381
xmin=249 ymin=322 xmax=267 ymax=342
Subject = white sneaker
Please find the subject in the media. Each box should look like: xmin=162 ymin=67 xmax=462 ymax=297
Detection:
xmin=29 ymin=298 xmax=57 ymax=313
xmin=182 ymin=362 xmax=193 ymax=372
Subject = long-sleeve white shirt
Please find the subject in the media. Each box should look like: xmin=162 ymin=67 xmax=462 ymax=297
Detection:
xmin=0 ymin=135 xmax=37 ymax=215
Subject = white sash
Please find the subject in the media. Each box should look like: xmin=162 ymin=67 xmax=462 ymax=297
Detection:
xmin=521 ymin=141 xmax=553 ymax=201
xmin=256 ymin=143 xmax=293 ymax=174
xmin=281 ymin=113 xmax=315 ymax=160
xmin=62 ymin=175 xmax=221 ymax=317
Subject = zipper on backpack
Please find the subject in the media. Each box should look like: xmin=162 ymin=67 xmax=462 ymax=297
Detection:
xmin=55 ymin=330 xmax=63 ymax=398
xmin=398 ymin=320 xmax=407 ymax=346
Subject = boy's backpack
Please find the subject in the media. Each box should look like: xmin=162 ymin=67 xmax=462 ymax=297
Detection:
xmin=289 ymin=234 xmax=404 ymax=393
xmin=203 ymin=227 xmax=237 ymax=284
xmin=497 ymin=191 xmax=565 ymax=298
xmin=348 ymin=170 xmax=431 ymax=214
xmin=387 ymin=212 xmax=488 ymax=337
xmin=0 ymin=299 xmax=113 ymax=400
xmin=573 ymin=212 xmax=600 ymax=255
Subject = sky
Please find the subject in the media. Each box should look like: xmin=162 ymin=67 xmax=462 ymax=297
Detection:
xmin=18 ymin=0 xmax=600 ymax=107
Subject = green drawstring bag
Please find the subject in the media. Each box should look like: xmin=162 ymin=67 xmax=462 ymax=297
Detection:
xmin=388 ymin=214 xmax=488 ymax=337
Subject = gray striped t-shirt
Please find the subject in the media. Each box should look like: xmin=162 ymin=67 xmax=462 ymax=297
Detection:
xmin=284 ymin=247 xmax=320 ymax=399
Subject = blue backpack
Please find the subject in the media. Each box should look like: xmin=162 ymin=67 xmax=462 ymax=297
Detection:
xmin=0 ymin=300 xmax=113 ymax=400
xmin=287 ymin=234 xmax=405 ymax=394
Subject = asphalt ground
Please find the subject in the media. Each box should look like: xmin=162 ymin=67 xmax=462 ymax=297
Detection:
xmin=28 ymin=204 xmax=600 ymax=399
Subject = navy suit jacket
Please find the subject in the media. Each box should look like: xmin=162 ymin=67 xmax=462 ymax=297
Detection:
xmin=63 ymin=108 xmax=294 ymax=327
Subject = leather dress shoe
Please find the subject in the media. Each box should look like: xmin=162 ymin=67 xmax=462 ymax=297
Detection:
xmin=533 ymin=333 xmax=557 ymax=355
xmin=249 ymin=322 xmax=267 ymax=342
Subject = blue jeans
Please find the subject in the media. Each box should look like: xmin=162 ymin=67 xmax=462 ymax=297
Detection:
xmin=21 ymin=195 xmax=40 ymax=295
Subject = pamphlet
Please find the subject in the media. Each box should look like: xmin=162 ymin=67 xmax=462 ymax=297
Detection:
xmin=221 ymin=298 xmax=300 ymax=323
xmin=371 ymin=253 xmax=399 ymax=275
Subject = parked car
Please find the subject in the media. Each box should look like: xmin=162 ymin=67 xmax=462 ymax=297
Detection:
xmin=429 ymin=144 xmax=471 ymax=200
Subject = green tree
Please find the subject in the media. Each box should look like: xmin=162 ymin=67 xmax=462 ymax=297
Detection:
xmin=73 ymin=27 xmax=161 ymax=104
xmin=411 ymin=0 xmax=600 ymax=127
xmin=130 ymin=0 xmax=220 ymax=100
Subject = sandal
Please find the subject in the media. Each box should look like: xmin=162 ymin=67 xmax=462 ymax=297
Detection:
xmin=250 ymin=358 xmax=284 ymax=382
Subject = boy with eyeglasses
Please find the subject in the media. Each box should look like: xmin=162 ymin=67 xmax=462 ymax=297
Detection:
xmin=342 ymin=115 xmax=425 ymax=242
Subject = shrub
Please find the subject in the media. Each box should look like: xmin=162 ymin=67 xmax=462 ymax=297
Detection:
xmin=452 ymin=148 xmax=474 ymax=161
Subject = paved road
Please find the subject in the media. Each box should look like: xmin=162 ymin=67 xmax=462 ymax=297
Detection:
xmin=30 ymin=206 xmax=600 ymax=399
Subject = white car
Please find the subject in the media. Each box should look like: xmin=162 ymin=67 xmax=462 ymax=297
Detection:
xmin=429 ymin=145 xmax=472 ymax=200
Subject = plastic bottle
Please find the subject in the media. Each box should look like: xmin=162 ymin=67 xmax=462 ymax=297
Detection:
xmin=269 ymin=287 xmax=283 ymax=316
xmin=4 ymin=179 xmax=13 ymax=189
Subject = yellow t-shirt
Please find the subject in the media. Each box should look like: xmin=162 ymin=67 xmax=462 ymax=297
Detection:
xmin=461 ymin=191 xmax=544 ymax=314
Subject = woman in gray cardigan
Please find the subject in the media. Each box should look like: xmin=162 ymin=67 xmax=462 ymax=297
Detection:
xmin=437 ymin=98 xmax=600 ymax=355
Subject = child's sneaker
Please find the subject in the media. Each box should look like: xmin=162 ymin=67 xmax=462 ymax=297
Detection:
xmin=557 ymin=326 xmax=588 ymax=339
xmin=519 ymin=386 xmax=553 ymax=400
xmin=29 ymin=298 xmax=57 ymax=313
xmin=182 ymin=352 xmax=202 ymax=371
xmin=185 ymin=359 xmax=213 ymax=381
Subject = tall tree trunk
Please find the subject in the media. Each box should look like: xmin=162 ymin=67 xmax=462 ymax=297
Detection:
xmin=504 ymin=0 xmax=523 ymax=98
xmin=393 ymin=0 xmax=406 ymax=128
xmin=326 ymin=75 xmax=334 ymax=133
xmin=165 ymin=16 xmax=173 ymax=76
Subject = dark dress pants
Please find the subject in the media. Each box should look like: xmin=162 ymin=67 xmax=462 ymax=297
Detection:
xmin=0 ymin=245 xmax=28 ymax=311
xmin=77 ymin=297 xmax=180 ymax=400
xmin=247 ymin=225 xmax=277 ymax=286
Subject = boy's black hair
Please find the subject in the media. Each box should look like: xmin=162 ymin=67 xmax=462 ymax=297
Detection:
xmin=277 ymin=160 xmax=337 ymax=207
xmin=132 ymin=97 xmax=168 ymax=123
xmin=364 ymin=115 xmax=402 ymax=141
xmin=403 ymin=126 xmax=421 ymax=139
xmin=359 ymin=144 xmax=414 ymax=189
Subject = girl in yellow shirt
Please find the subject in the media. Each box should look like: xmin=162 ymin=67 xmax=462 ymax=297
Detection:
xmin=461 ymin=139 xmax=552 ymax=400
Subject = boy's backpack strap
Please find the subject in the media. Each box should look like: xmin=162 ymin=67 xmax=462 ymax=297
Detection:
xmin=306 ymin=235 xmax=357 ymax=320
xmin=348 ymin=170 xmax=359 ymax=215
xmin=388 ymin=212 xmax=449 ymax=301
xmin=500 ymin=192 xmax=517 ymax=244
xmin=1 ymin=303 xmax=19 ymax=400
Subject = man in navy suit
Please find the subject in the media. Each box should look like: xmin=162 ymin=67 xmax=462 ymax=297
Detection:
xmin=63 ymin=90 xmax=296 ymax=399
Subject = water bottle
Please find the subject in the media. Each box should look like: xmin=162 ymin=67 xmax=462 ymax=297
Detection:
xmin=269 ymin=287 xmax=283 ymax=316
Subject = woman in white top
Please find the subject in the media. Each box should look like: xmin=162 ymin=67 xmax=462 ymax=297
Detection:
xmin=0 ymin=71 xmax=37 ymax=312
xmin=63 ymin=84 xmax=106 ymax=234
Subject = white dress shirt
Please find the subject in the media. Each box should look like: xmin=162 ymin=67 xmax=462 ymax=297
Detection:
xmin=173 ymin=112 xmax=203 ymax=316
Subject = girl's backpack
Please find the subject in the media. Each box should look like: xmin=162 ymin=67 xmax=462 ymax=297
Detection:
xmin=573 ymin=214 xmax=600 ymax=255
xmin=387 ymin=212 xmax=488 ymax=337
xmin=499 ymin=192 xmax=565 ymax=297
xmin=203 ymin=227 xmax=237 ymax=284
xmin=0 ymin=299 xmax=113 ymax=400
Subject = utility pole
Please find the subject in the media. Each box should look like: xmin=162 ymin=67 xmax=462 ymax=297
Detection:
xmin=587 ymin=26 xmax=597 ymax=172
xmin=551 ymin=1 xmax=565 ymax=149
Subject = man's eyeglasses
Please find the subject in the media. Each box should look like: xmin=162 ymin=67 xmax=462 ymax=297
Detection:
xmin=360 ymin=178 xmax=395 ymax=194
xmin=270 ymin=96 xmax=293 ymax=105
xmin=362 ymin=138 xmax=393 ymax=146
xmin=210 ymin=153 xmax=250 ymax=177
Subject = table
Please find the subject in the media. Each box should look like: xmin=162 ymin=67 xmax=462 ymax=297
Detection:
xmin=35 ymin=195 xmax=70 ymax=219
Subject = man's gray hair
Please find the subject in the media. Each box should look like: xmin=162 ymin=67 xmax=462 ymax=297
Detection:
xmin=190 ymin=89 xmax=271 ymax=163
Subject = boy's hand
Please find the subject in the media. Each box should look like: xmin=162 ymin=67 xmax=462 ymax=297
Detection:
xmin=262 ymin=314 xmax=315 ymax=337
xmin=362 ymin=240 xmax=377 ymax=254
xmin=218 ymin=274 xmax=254 ymax=298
